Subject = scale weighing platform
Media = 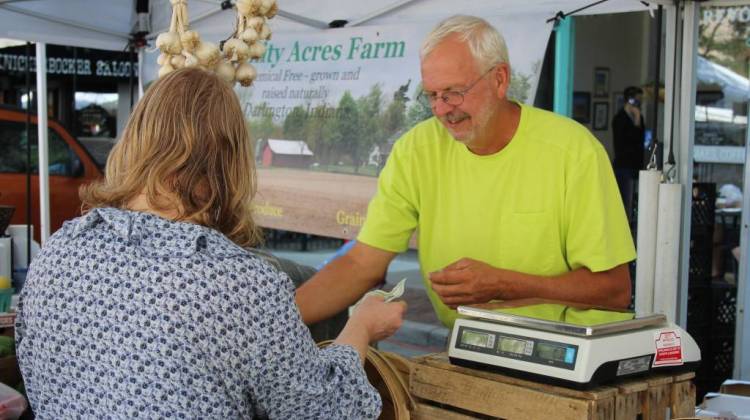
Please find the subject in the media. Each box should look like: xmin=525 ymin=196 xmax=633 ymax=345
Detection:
xmin=448 ymin=305 xmax=701 ymax=389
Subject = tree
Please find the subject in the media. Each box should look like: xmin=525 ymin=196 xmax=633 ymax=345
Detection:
xmin=247 ymin=102 xmax=282 ymax=144
xmin=356 ymin=84 xmax=384 ymax=169
xmin=331 ymin=91 xmax=361 ymax=168
xmin=283 ymin=105 xmax=308 ymax=140
xmin=303 ymin=103 xmax=336 ymax=164
xmin=698 ymin=7 xmax=750 ymax=77
xmin=382 ymin=85 xmax=409 ymax=138
xmin=406 ymin=82 xmax=433 ymax=127
xmin=508 ymin=69 xmax=533 ymax=103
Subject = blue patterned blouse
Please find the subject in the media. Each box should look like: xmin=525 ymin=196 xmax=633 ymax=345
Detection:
xmin=16 ymin=207 xmax=380 ymax=419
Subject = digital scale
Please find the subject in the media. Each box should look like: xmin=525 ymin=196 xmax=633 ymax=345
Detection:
xmin=448 ymin=305 xmax=701 ymax=389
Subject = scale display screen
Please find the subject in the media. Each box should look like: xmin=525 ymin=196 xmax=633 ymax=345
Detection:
xmin=457 ymin=327 xmax=578 ymax=370
xmin=537 ymin=343 xmax=569 ymax=363
xmin=461 ymin=330 xmax=496 ymax=349
xmin=498 ymin=336 xmax=531 ymax=354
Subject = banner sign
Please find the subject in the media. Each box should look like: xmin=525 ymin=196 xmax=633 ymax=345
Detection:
xmin=151 ymin=16 xmax=552 ymax=239
xmin=0 ymin=44 xmax=138 ymax=80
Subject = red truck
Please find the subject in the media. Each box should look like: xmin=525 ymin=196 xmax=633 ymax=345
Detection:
xmin=0 ymin=105 xmax=103 ymax=242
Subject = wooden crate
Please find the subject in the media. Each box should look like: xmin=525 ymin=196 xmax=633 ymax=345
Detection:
xmin=408 ymin=353 xmax=695 ymax=420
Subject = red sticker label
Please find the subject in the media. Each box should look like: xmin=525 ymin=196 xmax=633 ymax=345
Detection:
xmin=653 ymin=330 xmax=683 ymax=367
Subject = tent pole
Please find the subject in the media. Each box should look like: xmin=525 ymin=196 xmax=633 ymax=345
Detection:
xmin=72 ymin=47 xmax=77 ymax=137
xmin=138 ymin=49 xmax=145 ymax=99
xmin=129 ymin=46 xmax=135 ymax=110
xmin=24 ymin=42 xmax=31 ymax=266
xmin=35 ymin=42 xmax=50 ymax=244
xmin=651 ymin=6 xmax=663 ymax=148
xmin=274 ymin=10 xmax=328 ymax=29
xmin=675 ymin=1 xmax=698 ymax=329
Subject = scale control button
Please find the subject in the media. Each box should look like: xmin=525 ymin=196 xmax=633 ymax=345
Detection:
xmin=564 ymin=347 xmax=576 ymax=364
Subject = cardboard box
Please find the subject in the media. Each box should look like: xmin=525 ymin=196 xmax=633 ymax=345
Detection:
xmin=697 ymin=393 xmax=750 ymax=419
xmin=721 ymin=380 xmax=750 ymax=397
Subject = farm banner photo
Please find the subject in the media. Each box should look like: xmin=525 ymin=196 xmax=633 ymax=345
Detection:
xmin=150 ymin=15 xmax=552 ymax=239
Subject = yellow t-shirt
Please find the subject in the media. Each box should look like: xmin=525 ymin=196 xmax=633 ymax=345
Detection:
xmin=358 ymin=104 xmax=636 ymax=327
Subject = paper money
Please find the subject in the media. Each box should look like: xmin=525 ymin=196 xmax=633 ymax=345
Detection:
xmin=370 ymin=278 xmax=407 ymax=303
xmin=352 ymin=278 xmax=407 ymax=311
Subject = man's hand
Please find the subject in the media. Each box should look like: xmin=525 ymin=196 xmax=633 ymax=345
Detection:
xmin=429 ymin=258 xmax=512 ymax=308
xmin=429 ymin=259 xmax=632 ymax=310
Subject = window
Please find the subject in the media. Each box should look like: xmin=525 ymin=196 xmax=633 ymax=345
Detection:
xmin=0 ymin=121 xmax=81 ymax=176
xmin=75 ymin=92 xmax=117 ymax=138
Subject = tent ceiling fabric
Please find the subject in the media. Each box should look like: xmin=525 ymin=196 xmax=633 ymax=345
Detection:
xmin=0 ymin=0 xmax=135 ymax=50
xmin=150 ymin=0 xmax=656 ymax=37
xmin=0 ymin=0 xmax=658 ymax=51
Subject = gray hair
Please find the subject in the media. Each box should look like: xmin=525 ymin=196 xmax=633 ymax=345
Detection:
xmin=420 ymin=15 xmax=510 ymax=71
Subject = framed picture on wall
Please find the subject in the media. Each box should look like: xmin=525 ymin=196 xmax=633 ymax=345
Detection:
xmin=593 ymin=102 xmax=609 ymax=131
xmin=572 ymin=91 xmax=591 ymax=124
xmin=593 ymin=67 xmax=610 ymax=98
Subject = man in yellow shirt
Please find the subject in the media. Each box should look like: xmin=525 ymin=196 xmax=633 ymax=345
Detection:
xmin=296 ymin=15 xmax=636 ymax=328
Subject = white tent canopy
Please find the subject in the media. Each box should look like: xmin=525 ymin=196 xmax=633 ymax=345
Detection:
xmin=0 ymin=0 xmax=136 ymax=50
xmin=0 ymin=0 xmax=655 ymax=52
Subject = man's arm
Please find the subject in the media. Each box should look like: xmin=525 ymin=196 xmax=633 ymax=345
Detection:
xmin=430 ymin=259 xmax=632 ymax=309
xmin=296 ymin=242 xmax=398 ymax=325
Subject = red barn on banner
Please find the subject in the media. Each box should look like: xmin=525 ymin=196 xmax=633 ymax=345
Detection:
xmin=261 ymin=139 xmax=314 ymax=169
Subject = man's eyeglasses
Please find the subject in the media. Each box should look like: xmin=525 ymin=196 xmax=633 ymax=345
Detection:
xmin=419 ymin=67 xmax=495 ymax=107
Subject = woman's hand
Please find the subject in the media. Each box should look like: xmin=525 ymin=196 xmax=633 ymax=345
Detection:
xmin=334 ymin=295 xmax=406 ymax=362
xmin=350 ymin=295 xmax=407 ymax=343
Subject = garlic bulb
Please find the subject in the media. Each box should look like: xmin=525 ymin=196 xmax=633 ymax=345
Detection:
xmin=158 ymin=62 xmax=175 ymax=78
xmin=246 ymin=16 xmax=264 ymax=31
xmin=156 ymin=32 xmax=182 ymax=55
xmin=236 ymin=0 xmax=250 ymax=15
xmin=259 ymin=0 xmax=275 ymax=16
xmin=155 ymin=0 xmax=274 ymax=87
xmin=259 ymin=23 xmax=271 ymax=40
xmin=240 ymin=28 xmax=259 ymax=43
xmin=195 ymin=41 xmax=221 ymax=69
xmin=180 ymin=30 xmax=201 ymax=52
xmin=183 ymin=51 xmax=200 ymax=67
xmin=266 ymin=2 xmax=278 ymax=18
xmin=249 ymin=42 xmax=266 ymax=59
xmin=170 ymin=54 xmax=186 ymax=68
xmin=236 ymin=62 xmax=257 ymax=86
xmin=216 ymin=61 xmax=236 ymax=83
xmin=223 ymin=38 xmax=251 ymax=62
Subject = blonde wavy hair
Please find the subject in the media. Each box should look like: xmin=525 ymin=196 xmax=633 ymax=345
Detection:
xmin=80 ymin=67 xmax=263 ymax=248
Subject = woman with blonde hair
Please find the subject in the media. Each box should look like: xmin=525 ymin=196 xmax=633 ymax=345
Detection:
xmin=16 ymin=67 xmax=405 ymax=419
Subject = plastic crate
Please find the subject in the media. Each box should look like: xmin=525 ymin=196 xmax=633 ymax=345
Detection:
xmin=712 ymin=281 xmax=737 ymax=328
xmin=689 ymin=226 xmax=714 ymax=283
xmin=687 ymin=283 xmax=711 ymax=332
xmin=698 ymin=333 xmax=735 ymax=377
